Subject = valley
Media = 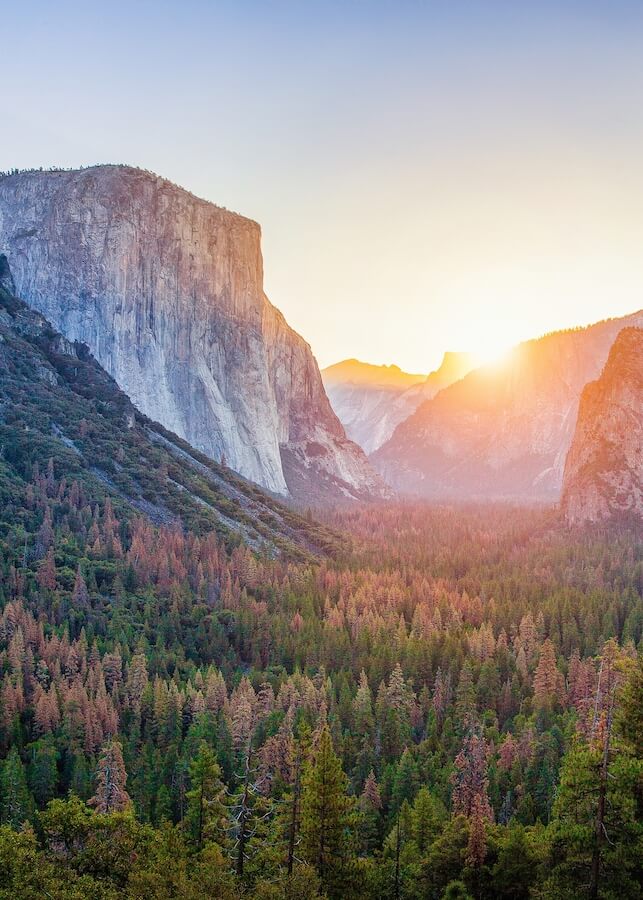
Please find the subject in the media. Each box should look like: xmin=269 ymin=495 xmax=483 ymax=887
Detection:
xmin=0 ymin=170 xmax=640 ymax=900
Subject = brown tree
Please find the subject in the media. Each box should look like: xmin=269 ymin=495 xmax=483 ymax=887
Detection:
xmin=90 ymin=738 xmax=130 ymax=813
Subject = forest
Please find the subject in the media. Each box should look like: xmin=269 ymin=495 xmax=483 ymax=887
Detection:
xmin=0 ymin=448 xmax=641 ymax=898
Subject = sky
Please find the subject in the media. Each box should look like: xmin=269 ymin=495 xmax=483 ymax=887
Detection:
xmin=2 ymin=1 xmax=643 ymax=372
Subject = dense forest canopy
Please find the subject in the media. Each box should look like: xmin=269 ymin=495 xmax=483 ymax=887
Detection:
xmin=0 ymin=459 xmax=641 ymax=898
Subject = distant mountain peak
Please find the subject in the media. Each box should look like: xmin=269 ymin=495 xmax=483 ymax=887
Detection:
xmin=430 ymin=351 xmax=478 ymax=383
xmin=322 ymin=351 xmax=475 ymax=454
xmin=322 ymin=358 xmax=426 ymax=388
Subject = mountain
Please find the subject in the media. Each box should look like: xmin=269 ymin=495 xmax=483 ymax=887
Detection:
xmin=0 ymin=165 xmax=388 ymax=504
xmin=0 ymin=257 xmax=344 ymax=560
xmin=562 ymin=327 xmax=643 ymax=524
xmin=372 ymin=311 xmax=643 ymax=501
xmin=322 ymin=359 xmax=426 ymax=390
xmin=322 ymin=352 xmax=476 ymax=453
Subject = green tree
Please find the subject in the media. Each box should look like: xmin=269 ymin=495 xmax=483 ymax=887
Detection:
xmin=410 ymin=787 xmax=447 ymax=854
xmin=545 ymin=742 xmax=641 ymax=898
xmin=489 ymin=823 xmax=538 ymax=899
xmin=186 ymin=741 xmax=228 ymax=851
xmin=0 ymin=748 xmax=33 ymax=828
xmin=442 ymin=881 xmax=473 ymax=900
xmin=390 ymin=748 xmax=419 ymax=816
xmin=27 ymin=737 xmax=59 ymax=808
xmin=300 ymin=726 xmax=355 ymax=897
xmin=0 ymin=825 xmax=85 ymax=900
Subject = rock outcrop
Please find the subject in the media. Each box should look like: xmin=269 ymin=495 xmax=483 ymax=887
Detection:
xmin=0 ymin=165 xmax=388 ymax=503
xmin=372 ymin=312 xmax=643 ymax=501
xmin=562 ymin=327 xmax=643 ymax=524
xmin=323 ymin=352 xmax=475 ymax=453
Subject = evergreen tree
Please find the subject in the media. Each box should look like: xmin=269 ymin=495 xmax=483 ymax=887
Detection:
xmin=411 ymin=786 xmax=447 ymax=853
xmin=390 ymin=747 xmax=419 ymax=815
xmin=90 ymin=738 xmax=131 ymax=814
xmin=300 ymin=726 xmax=355 ymax=897
xmin=0 ymin=748 xmax=33 ymax=827
xmin=27 ymin=737 xmax=59 ymax=808
xmin=186 ymin=741 xmax=228 ymax=851
xmin=358 ymin=769 xmax=382 ymax=854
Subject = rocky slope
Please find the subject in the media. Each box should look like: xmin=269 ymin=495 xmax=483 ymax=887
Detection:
xmin=0 ymin=260 xmax=344 ymax=559
xmin=372 ymin=312 xmax=643 ymax=501
xmin=323 ymin=352 xmax=475 ymax=453
xmin=0 ymin=165 xmax=387 ymax=504
xmin=561 ymin=327 xmax=643 ymax=524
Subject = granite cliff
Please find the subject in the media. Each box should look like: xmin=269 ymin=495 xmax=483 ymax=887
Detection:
xmin=562 ymin=327 xmax=643 ymax=524
xmin=372 ymin=312 xmax=643 ymax=501
xmin=0 ymin=165 xmax=388 ymax=503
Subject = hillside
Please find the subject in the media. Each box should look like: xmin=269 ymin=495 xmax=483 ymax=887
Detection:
xmin=0 ymin=257 xmax=343 ymax=561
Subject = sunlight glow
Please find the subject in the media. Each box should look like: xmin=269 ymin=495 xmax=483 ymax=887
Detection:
xmin=471 ymin=340 xmax=514 ymax=367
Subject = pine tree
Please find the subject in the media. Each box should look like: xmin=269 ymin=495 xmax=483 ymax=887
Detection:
xmin=186 ymin=741 xmax=228 ymax=851
xmin=455 ymin=660 xmax=477 ymax=729
xmin=228 ymin=744 xmax=272 ymax=877
xmin=300 ymin=726 xmax=354 ymax=897
xmin=410 ymin=786 xmax=447 ymax=853
xmin=390 ymin=747 xmax=419 ymax=814
xmin=90 ymin=738 xmax=131 ymax=813
xmin=27 ymin=737 xmax=59 ymax=807
xmin=358 ymin=769 xmax=382 ymax=854
xmin=465 ymin=794 xmax=488 ymax=897
xmin=285 ymin=732 xmax=306 ymax=875
xmin=36 ymin=548 xmax=57 ymax=592
xmin=0 ymin=748 xmax=33 ymax=827
xmin=615 ymin=652 xmax=642 ymax=757
xmin=451 ymin=729 xmax=493 ymax=821
xmin=71 ymin=566 xmax=90 ymax=609
xmin=533 ymin=639 xmax=564 ymax=710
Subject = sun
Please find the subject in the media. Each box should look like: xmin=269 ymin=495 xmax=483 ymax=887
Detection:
xmin=464 ymin=331 xmax=516 ymax=368
xmin=455 ymin=313 xmax=519 ymax=370
xmin=472 ymin=340 xmax=514 ymax=367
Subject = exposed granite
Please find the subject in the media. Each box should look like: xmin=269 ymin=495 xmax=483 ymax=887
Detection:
xmin=0 ymin=165 xmax=388 ymax=503
xmin=562 ymin=327 xmax=643 ymax=524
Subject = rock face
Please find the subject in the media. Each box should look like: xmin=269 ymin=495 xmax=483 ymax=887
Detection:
xmin=372 ymin=312 xmax=643 ymax=501
xmin=0 ymin=259 xmax=345 ymax=558
xmin=0 ymin=165 xmax=388 ymax=503
xmin=562 ymin=327 xmax=643 ymax=524
xmin=322 ymin=352 xmax=475 ymax=453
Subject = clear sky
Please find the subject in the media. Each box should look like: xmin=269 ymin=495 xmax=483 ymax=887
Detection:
xmin=3 ymin=1 xmax=643 ymax=372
